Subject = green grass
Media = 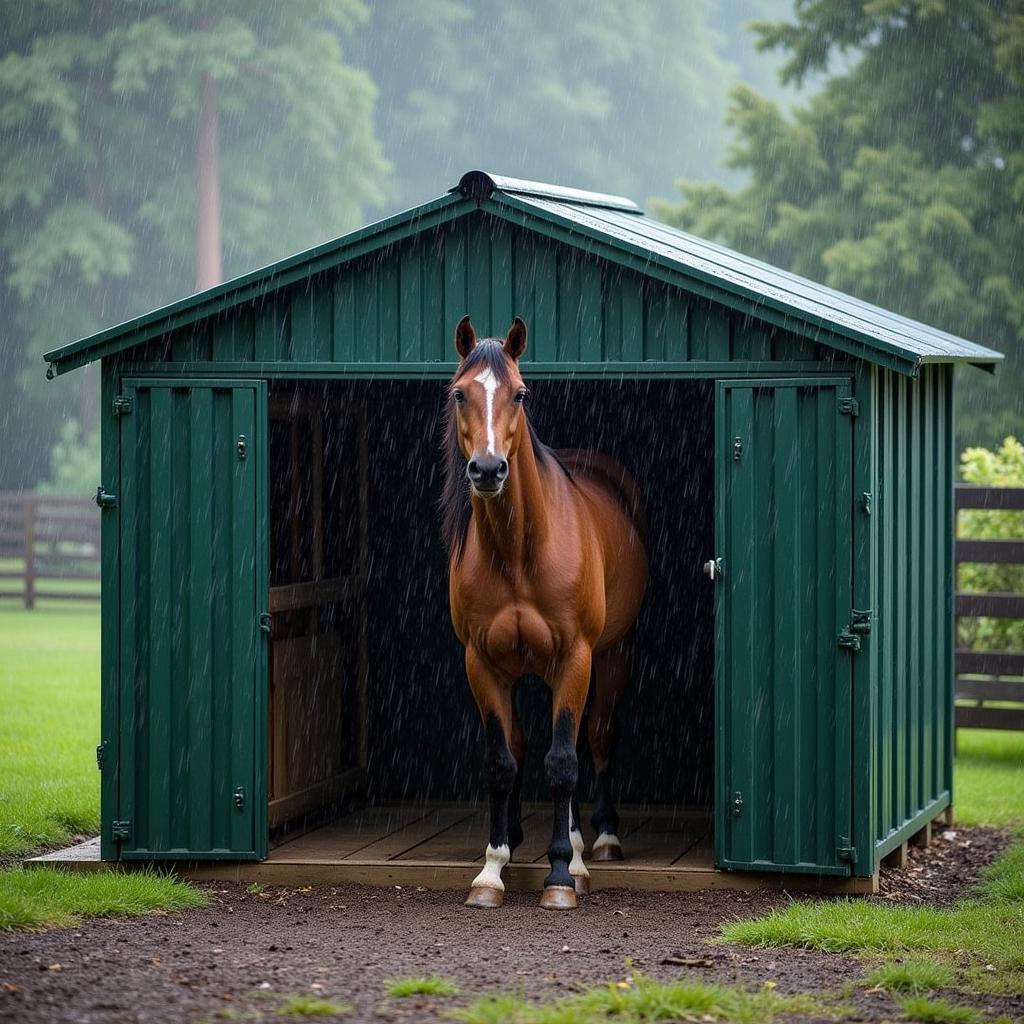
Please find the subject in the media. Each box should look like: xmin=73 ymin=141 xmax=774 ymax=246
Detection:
xmin=0 ymin=866 xmax=205 ymax=930
xmin=386 ymin=975 xmax=459 ymax=997
xmin=0 ymin=605 xmax=100 ymax=858
xmin=953 ymin=729 xmax=1024 ymax=827
xmin=898 ymin=994 xmax=983 ymax=1023
xmin=276 ymin=994 xmax=351 ymax=1017
xmin=864 ymin=960 xmax=953 ymax=994
xmin=449 ymin=975 xmax=823 ymax=1024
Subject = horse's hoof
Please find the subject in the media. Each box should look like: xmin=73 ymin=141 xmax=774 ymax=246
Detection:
xmin=465 ymin=886 xmax=504 ymax=909
xmin=573 ymin=873 xmax=591 ymax=896
xmin=539 ymin=885 xmax=578 ymax=911
xmin=591 ymin=840 xmax=624 ymax=862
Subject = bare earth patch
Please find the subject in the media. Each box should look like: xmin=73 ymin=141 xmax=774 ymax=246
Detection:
xmin=0 ymin=826 xmax=1019 ymax=1023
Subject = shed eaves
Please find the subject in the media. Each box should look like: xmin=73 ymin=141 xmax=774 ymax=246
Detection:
xmin=44 ymin=170 xmax=1002 ymax=377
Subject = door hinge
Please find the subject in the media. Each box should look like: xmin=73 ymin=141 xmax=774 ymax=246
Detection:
xmin=838 ymin=397 xmax=859 ymax=416
xmin=112 ymin=395 xmax=133 ymax=416
xmin=732 ymin=791 xmax=743 ymax=817
xmin=860 ymin=492 xmax=872 ymax=516
xmin=111 ymin=820 xmax=132 ymax=841
xmin=837 ymin=838 xmax=858 ymax=864
xmin=95 ymin=485 xmax=117 ymax=509
xmin=837 ymin=629 xmax=861 ymax=651
xmin=96 ymin=741 xmax=106 ymax=771
xmin=258 ymin=612 xmax=272 ymax=634
xmin=851 ymin=608 xmax=872 ymax=634
xmin=234 ymin=786 xmax=246 ymax=811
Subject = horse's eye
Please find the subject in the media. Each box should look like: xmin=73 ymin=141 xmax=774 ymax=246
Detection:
xmin=514 ymin=391 xmax=526 ymax=405
xmin=453 ymin=389 xmax=465 ymax=404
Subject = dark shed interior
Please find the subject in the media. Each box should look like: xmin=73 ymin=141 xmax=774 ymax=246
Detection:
xmin=265 ymin=378 xmax=715 ymax=837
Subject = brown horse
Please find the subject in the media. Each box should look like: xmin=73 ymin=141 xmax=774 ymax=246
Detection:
xmin=443 ymin=316 xmax=648 ymax=911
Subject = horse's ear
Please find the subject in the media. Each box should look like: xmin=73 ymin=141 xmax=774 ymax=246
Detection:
xmin=454 ymin=315 xmax=477 ymax=359
xmin=503 ymin=317 xmax=528 ymax=361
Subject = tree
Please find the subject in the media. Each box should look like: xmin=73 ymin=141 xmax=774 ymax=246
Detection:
xmin=0 ymin=1 xmax=387 ymax=488
xmin=652 ymin=0 xmax=1024 ymax=451
xmin=349 ymin=0 xmax=795 ymax=210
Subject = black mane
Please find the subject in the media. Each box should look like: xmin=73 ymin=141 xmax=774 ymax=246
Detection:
xmin=440 ymin=339 xmax=566 ymax=562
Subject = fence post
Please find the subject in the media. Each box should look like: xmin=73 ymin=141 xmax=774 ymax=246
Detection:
xmin=23 ymin=493 xmax=36 ymax=610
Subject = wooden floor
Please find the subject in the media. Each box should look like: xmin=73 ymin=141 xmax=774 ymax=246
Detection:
xmin=27 ymin=802 xmax=879 ymax=893
xmin=267 ymin=801 xmax=714 ymax=890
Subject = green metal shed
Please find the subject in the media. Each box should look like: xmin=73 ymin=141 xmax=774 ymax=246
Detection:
xmin=43 ymin=170 xmax=1002 ymax=890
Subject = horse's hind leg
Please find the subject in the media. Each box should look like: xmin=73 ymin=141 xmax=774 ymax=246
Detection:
xmin=589 ymin=638 xmax=630 ymax=861
xmin=464 ymin=651 xmax=517 ymax=909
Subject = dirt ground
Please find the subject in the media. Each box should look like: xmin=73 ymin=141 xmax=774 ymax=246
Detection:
xmin=1 ymin=827 xmax=1020 ymax=1024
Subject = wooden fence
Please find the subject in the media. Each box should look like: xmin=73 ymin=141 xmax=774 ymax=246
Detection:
xmin=0 ymin=492 xmax=100 ymax=608
xmin=955 ymin=485 xmax=1024 ymax=731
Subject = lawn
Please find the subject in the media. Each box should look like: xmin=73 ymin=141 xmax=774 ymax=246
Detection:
xmin=0 ymin=603 xmax=100 ymax=859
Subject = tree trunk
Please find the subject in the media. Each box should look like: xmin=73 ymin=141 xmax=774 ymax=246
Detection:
xmin=195 ymin=69 xmax=223 ymax=291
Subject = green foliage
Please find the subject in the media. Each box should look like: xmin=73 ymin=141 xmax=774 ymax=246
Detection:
xmin=0 ymin=1 xmax=387 ymax=464
xmin=0 ymin=866 xmax=205 ymax=931
xmin=0 ymin=606 xmax=99 ymax=858
xmin=450 ymin=974 xmax=822 ymax=1024
xmin=975 ymin=838 xmax=1024 ymax=904
xmin=386 ymin=976 xmax=458 ymax=997
xmin=349 ymin=0 xmax=797 ymax=209
xmin=898 ymin=994 xmax=983 ymax=1024
xmin=957 ymin=438 xmax=1024 ymax=651
xmin=36 ymin=419 xmax=99 ymax=496
xmin=653 ymin=0 xmax=1024 ymax=451
xmin=864 ymin=959 xmax=953 ymax=994
xmin=275 ymin=994 xmax=351 ymax=1017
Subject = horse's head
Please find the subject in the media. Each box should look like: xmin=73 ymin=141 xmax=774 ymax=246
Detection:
xmin=449 ymin=316 xmax=529 ymax=499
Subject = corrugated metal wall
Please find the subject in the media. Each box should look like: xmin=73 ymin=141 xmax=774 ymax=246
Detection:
xmin=152 ymin=213 xmax=825 ymax=367
xmin=715 ymin=379 xmax=854 ymax=874
xmin=117 ymin=380 xmax=266 ymax=859
xmin=871 ymin=364 xmax=954 ymax=858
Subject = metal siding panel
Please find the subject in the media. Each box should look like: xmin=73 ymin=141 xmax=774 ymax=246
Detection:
xmin=813 ymin=389 xmax=832 ymax=865
xmin=254 ymin=300 xmax=287 ymax=362
xmin=909 ymin=380 xmax=921 ymax=812
xmin=147 ymin=387 xmax=173 ymax=852
xmin=490 ymin=223 xmax=513 ymax=330
xmin=443 ymin=221 xmax=468 ymax=350
xmin=688 ymin=302 xmax=709 ymax=360
xmin=772 ymin=386 xmax=800 ymax=865
xmin=354 ymin=262 xmax=379 ymax=363
xmin=895 ymin=375 xmax=908 ymax=829
xmin=511 ymin=231 xmax=538 ymax=361
xmin=230 ymin=387 xmax=257 ymax=853
xmin=922 ymin=370 xmax=934 ymax=805
xmin=399 ymin=242 xmax=423 ymax=362
xmin=379 ymin=253 xmax=400 ymax=361
xmin=422 ymin=234 xmax=446 ymax=362
xmin=188 ymin=387 xmax=214 ymax=851
xmin=466 ymin=225 xmax=491 ymax=331
xmin=879 ymin=371 xmax=895 ymax=838
xmin=333 ymin=273 xmax=356 ymax=362
xmin=707 ymin=306 xmax=731 ymax=361
xmin=579 ymin=259 xmax=602 ymax=361
xmin=620 ymin=275 xmax=643 ymax=362
xmin=557 ymin=249 xmax=581 ymax=361
xmin=603 ymin=271 xmax=623 ymax=362
xmin=532 ymin=241 xmax=558 ymax=361
xmin=942 ymin=367 xmax=955 ymax=799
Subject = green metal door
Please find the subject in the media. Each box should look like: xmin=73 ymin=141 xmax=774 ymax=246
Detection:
xmin=115 ymin=378 xmax=267 ymax=860
xmin=714 ymin=378 xmax=855 ymax=875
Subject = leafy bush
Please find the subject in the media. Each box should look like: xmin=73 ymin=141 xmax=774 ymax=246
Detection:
xmin=37 ymin=420 xmax=100 ymax=497
xmin=957 ymin=437 xmax=1024 ymax=652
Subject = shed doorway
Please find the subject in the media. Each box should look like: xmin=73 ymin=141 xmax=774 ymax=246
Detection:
xmin=264 ymin=378 xmax=717 ymax=885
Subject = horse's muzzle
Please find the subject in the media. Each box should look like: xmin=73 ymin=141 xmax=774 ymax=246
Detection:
xmin=467 ymin=454 xmax=508 ymax=496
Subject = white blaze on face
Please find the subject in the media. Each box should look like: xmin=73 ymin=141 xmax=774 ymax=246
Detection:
xmin=473 ymin=366 xmax=499 ymax=456
xmin=471 ymin=842 xmax=510 ymax=891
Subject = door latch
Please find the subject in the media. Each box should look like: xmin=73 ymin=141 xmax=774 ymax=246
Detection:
xmin=236 ymin=434 xmax=247 ymax=461
xmin=703 ymin=557 xmax=723 ymax=581
xmin=95 ymin=486 xmax=117 ymax=509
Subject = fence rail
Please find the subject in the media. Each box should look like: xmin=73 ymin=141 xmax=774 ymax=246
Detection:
xmin=0 ymin=492 xmax=100 ymax=608
xmin=955 ymin=484 xmax=1024 ymax=732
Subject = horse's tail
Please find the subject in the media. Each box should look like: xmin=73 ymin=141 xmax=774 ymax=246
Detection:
xmin=555 ymin=450 xmax=648 ymax=546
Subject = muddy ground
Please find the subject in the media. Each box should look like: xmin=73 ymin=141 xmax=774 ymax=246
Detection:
xmin=0 ymin=827 xmax=1019 ymax=1024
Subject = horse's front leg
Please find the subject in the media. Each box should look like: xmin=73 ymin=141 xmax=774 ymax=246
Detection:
xmin=540 ymin=642 xmax=592 ymax=911
xmin=464 ymin=648 xmax=518 ymax=909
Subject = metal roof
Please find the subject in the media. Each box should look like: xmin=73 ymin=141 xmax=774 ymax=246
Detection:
xmin=45 ymin=170 xmax=1002 ymax=377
